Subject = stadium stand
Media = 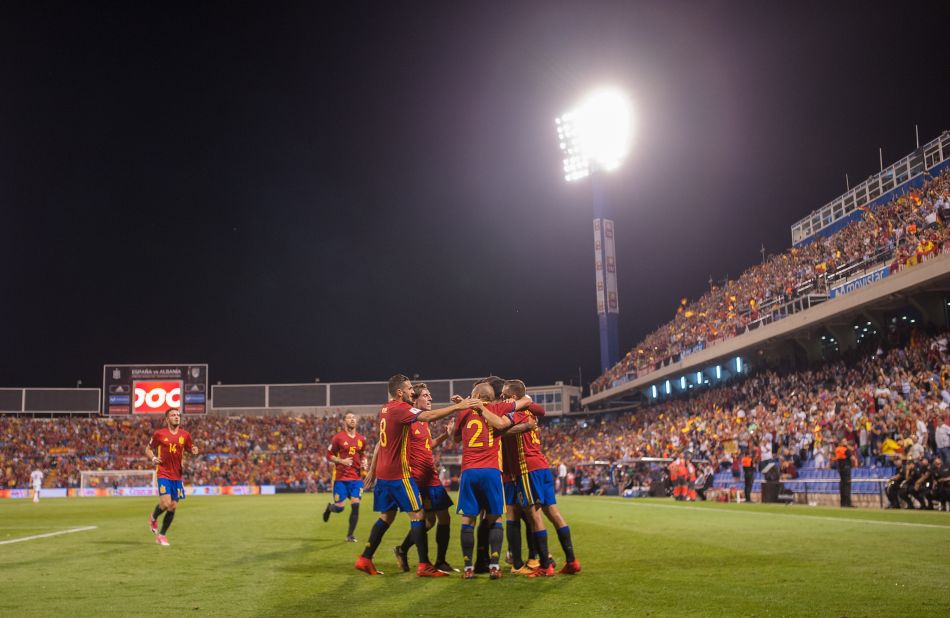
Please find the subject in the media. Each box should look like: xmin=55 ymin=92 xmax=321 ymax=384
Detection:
xmin=3 ymin=327 xmax=948 ymax=509
xmin=0 ymin=414 xmax=378 ymax=492
xmin=592 ymin=168 xmax=950 ymax=394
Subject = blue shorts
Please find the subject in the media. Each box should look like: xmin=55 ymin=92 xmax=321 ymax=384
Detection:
xmin=456 ymin=468 xmax=505 ymax=517
xmin=424 ymin=484 xmax=454 ymax=511
xmin=373 ymin=478 xmax=422 ymax=513
xmin=504 ymin=480 xmax=518 ymax=506
xmin=157 ymin=478 xmax=185 ymax=501
xmin=333 ymin=479 xmax=363 ymax=502
xmin=517 ymin=468 xmax=557 ymax=507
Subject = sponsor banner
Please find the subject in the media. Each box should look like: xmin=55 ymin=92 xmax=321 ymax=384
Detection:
xmin=0 ymin=488 xmax=68 ymax=499
xmin=680 ymin=341 xmax=706 ymax=359
xmin=829 ymin=265 xmax=891 ymax=298
xmin=186 ymin=485 xmax=260 ymax=496
xmin=117 ymin=487 xmax=157 ymax=497
xmin=603 ymin=219 xmax=620 ymax=314
xmin=593 ymin=219 xmax=606 ymax=315
xmin=104 ymin=364 xmax=208 ymax=415
xmin=47 ymin=486 xmax=271 ymax=498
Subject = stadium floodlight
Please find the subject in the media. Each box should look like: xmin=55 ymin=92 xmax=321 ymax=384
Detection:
xmin=556 ymin=87 xmax=633 ymax=182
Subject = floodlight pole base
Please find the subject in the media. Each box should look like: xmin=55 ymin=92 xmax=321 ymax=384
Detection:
xmin=598 ymin=313 xmax=620 ymax=375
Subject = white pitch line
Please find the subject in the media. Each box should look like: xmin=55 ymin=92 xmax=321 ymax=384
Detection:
xmin=601 ymin=499 xmax=950 ymax=530
xmin=0 ymin=525 xmax=98 ymax=546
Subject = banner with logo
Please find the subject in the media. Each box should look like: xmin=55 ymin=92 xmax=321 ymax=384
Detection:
xmin=829 ymin=265 xmax=891 ymax=299
xmin=603 ymin=219 xmax=620 ymax=314
xmin=593 ymin=219 xmax=607 ymax=315
xmin=0 ymin=488 xmax=67 ymax=499
xmin=38 ymin=485 xmax=277 ymax=499
xmin=103 ymin=364 xmax=208 ymax=415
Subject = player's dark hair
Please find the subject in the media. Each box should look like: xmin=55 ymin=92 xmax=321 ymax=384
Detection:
xmin=388 ymin=374 xmax=410 ymax=397
xmin=411 ymin=383 xmax=428 ymax=400
xmin=476 ymin=375 xmax=505 ymax=400
xmin=504 ymin=379 xmax=526 ymax=399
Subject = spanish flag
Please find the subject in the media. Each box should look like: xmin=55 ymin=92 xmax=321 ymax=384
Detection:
xmin=857 ymin=205 xmax=875 ymax=220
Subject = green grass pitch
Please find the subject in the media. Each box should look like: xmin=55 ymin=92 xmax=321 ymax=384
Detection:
xmin=1 ymin=494 xmax=948 ymax=616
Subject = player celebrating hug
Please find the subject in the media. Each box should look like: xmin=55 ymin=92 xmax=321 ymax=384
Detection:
xmin=354 ymin=374 xmax=479 ymax=577
xmin=145 ymin=408 xmax=198 ymax=546
xmin=392 ymin=383 xmax=458 ymax=575
xmin=455 ymin=383 xmax=537 ymax=580
xmin=503 ymin=379 xmax=580 ymax=575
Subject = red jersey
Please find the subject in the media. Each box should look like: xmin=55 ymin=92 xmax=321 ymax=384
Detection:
xmin=515 ymin=414 xmax=550 ymax=474
xmin=149 ymin=427 xmax=194 ymax=481
xmin=407 ymin=421 xmax=440 ymax=487
xmin=375 ymin=400 xmax=423 ymax=481
xmin=501 ymin=403 xmax=545 ymax=483
xmin=456 ymin=402 xmax=514 ymax=471
xmin=326 ymin=430 xmax=366 ymax=482
xmin=501 ymin=410 xmax=534 ymax=481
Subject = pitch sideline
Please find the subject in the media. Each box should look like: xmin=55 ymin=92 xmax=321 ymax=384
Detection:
xmin=0 ymin=525 xmax=98 ymax=546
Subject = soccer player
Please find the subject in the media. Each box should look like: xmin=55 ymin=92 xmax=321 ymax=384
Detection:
xmin=323 ymin=412 xmax=367 ymax=542
xmin=392 ymin=383 xmax=458 ymax=574
xmin=503 ymin=379 xmax=581 ymax=575
xmin=354 ymin=374 xmax=479 ymax=577
xmin=455 ymin=382 xmax=536 ymax=580
xmin=499 ymin=391 xmax=548 ymax=575
xmin=30 ymin=468 xmax=43 ymax=503
xmin=145 ymin=408 xmax=198 ymax=546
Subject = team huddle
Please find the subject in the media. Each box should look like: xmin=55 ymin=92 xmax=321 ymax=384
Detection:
xmin=328 ymin=374 xmax=580 ymax=579
xmin=140 ymin=374 xmax=580 ymax=579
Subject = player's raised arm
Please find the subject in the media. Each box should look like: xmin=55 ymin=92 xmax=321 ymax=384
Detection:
xmin=431 ymin=421 xmax=453 ymax=449
xmin=416 ymin=398 xmax=481 ymax=423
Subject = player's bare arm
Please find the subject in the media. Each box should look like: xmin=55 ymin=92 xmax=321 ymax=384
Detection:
xmin=145 ymin=444 xmax=160 ymax=466
xmin=475 ymin=403 xmax=512 ymax=431
xmin=362 ymin=443 xmax=381 ymax=490
xmin=510 ymin=395 xmax=535 ymax=411
xmin=502 ymin=415 xmax=537 ymax=436
xmin=416 ymin=397 xmax=482 ymax=422
xmin=431 ymin=422 xmax=452 ymax=449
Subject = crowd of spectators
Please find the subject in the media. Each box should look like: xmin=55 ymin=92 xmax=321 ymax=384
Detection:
xmin=3 ymin=327 xmax=950 ymax=502
xmin=593 ymin=169 xmax=950 ymax=393
xmin=534 ymin=326 xmax=950 ymax=501
xmin=0 ymin=413 xmax=378 ymax=490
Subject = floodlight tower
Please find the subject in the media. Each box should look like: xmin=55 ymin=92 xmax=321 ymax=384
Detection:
xmin=556 ymin=88 xmax=633 ymax=377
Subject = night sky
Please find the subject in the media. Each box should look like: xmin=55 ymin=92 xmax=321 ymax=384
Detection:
xmin=2 ymin=2 xmax=948 ymax=390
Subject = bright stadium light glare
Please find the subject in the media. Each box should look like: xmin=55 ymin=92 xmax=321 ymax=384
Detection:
xmin=556 ymin=87 xmax=633 ymax=182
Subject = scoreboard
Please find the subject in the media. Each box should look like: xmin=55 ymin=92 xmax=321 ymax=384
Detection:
xmin=103 ymin=364 xmax=208 ymax=415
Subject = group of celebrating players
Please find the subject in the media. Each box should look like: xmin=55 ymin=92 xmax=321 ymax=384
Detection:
xmin=326 ymin=374 xmax=581 ymax=579
xmin=142 ymin=374 xmax=580 ymax=579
